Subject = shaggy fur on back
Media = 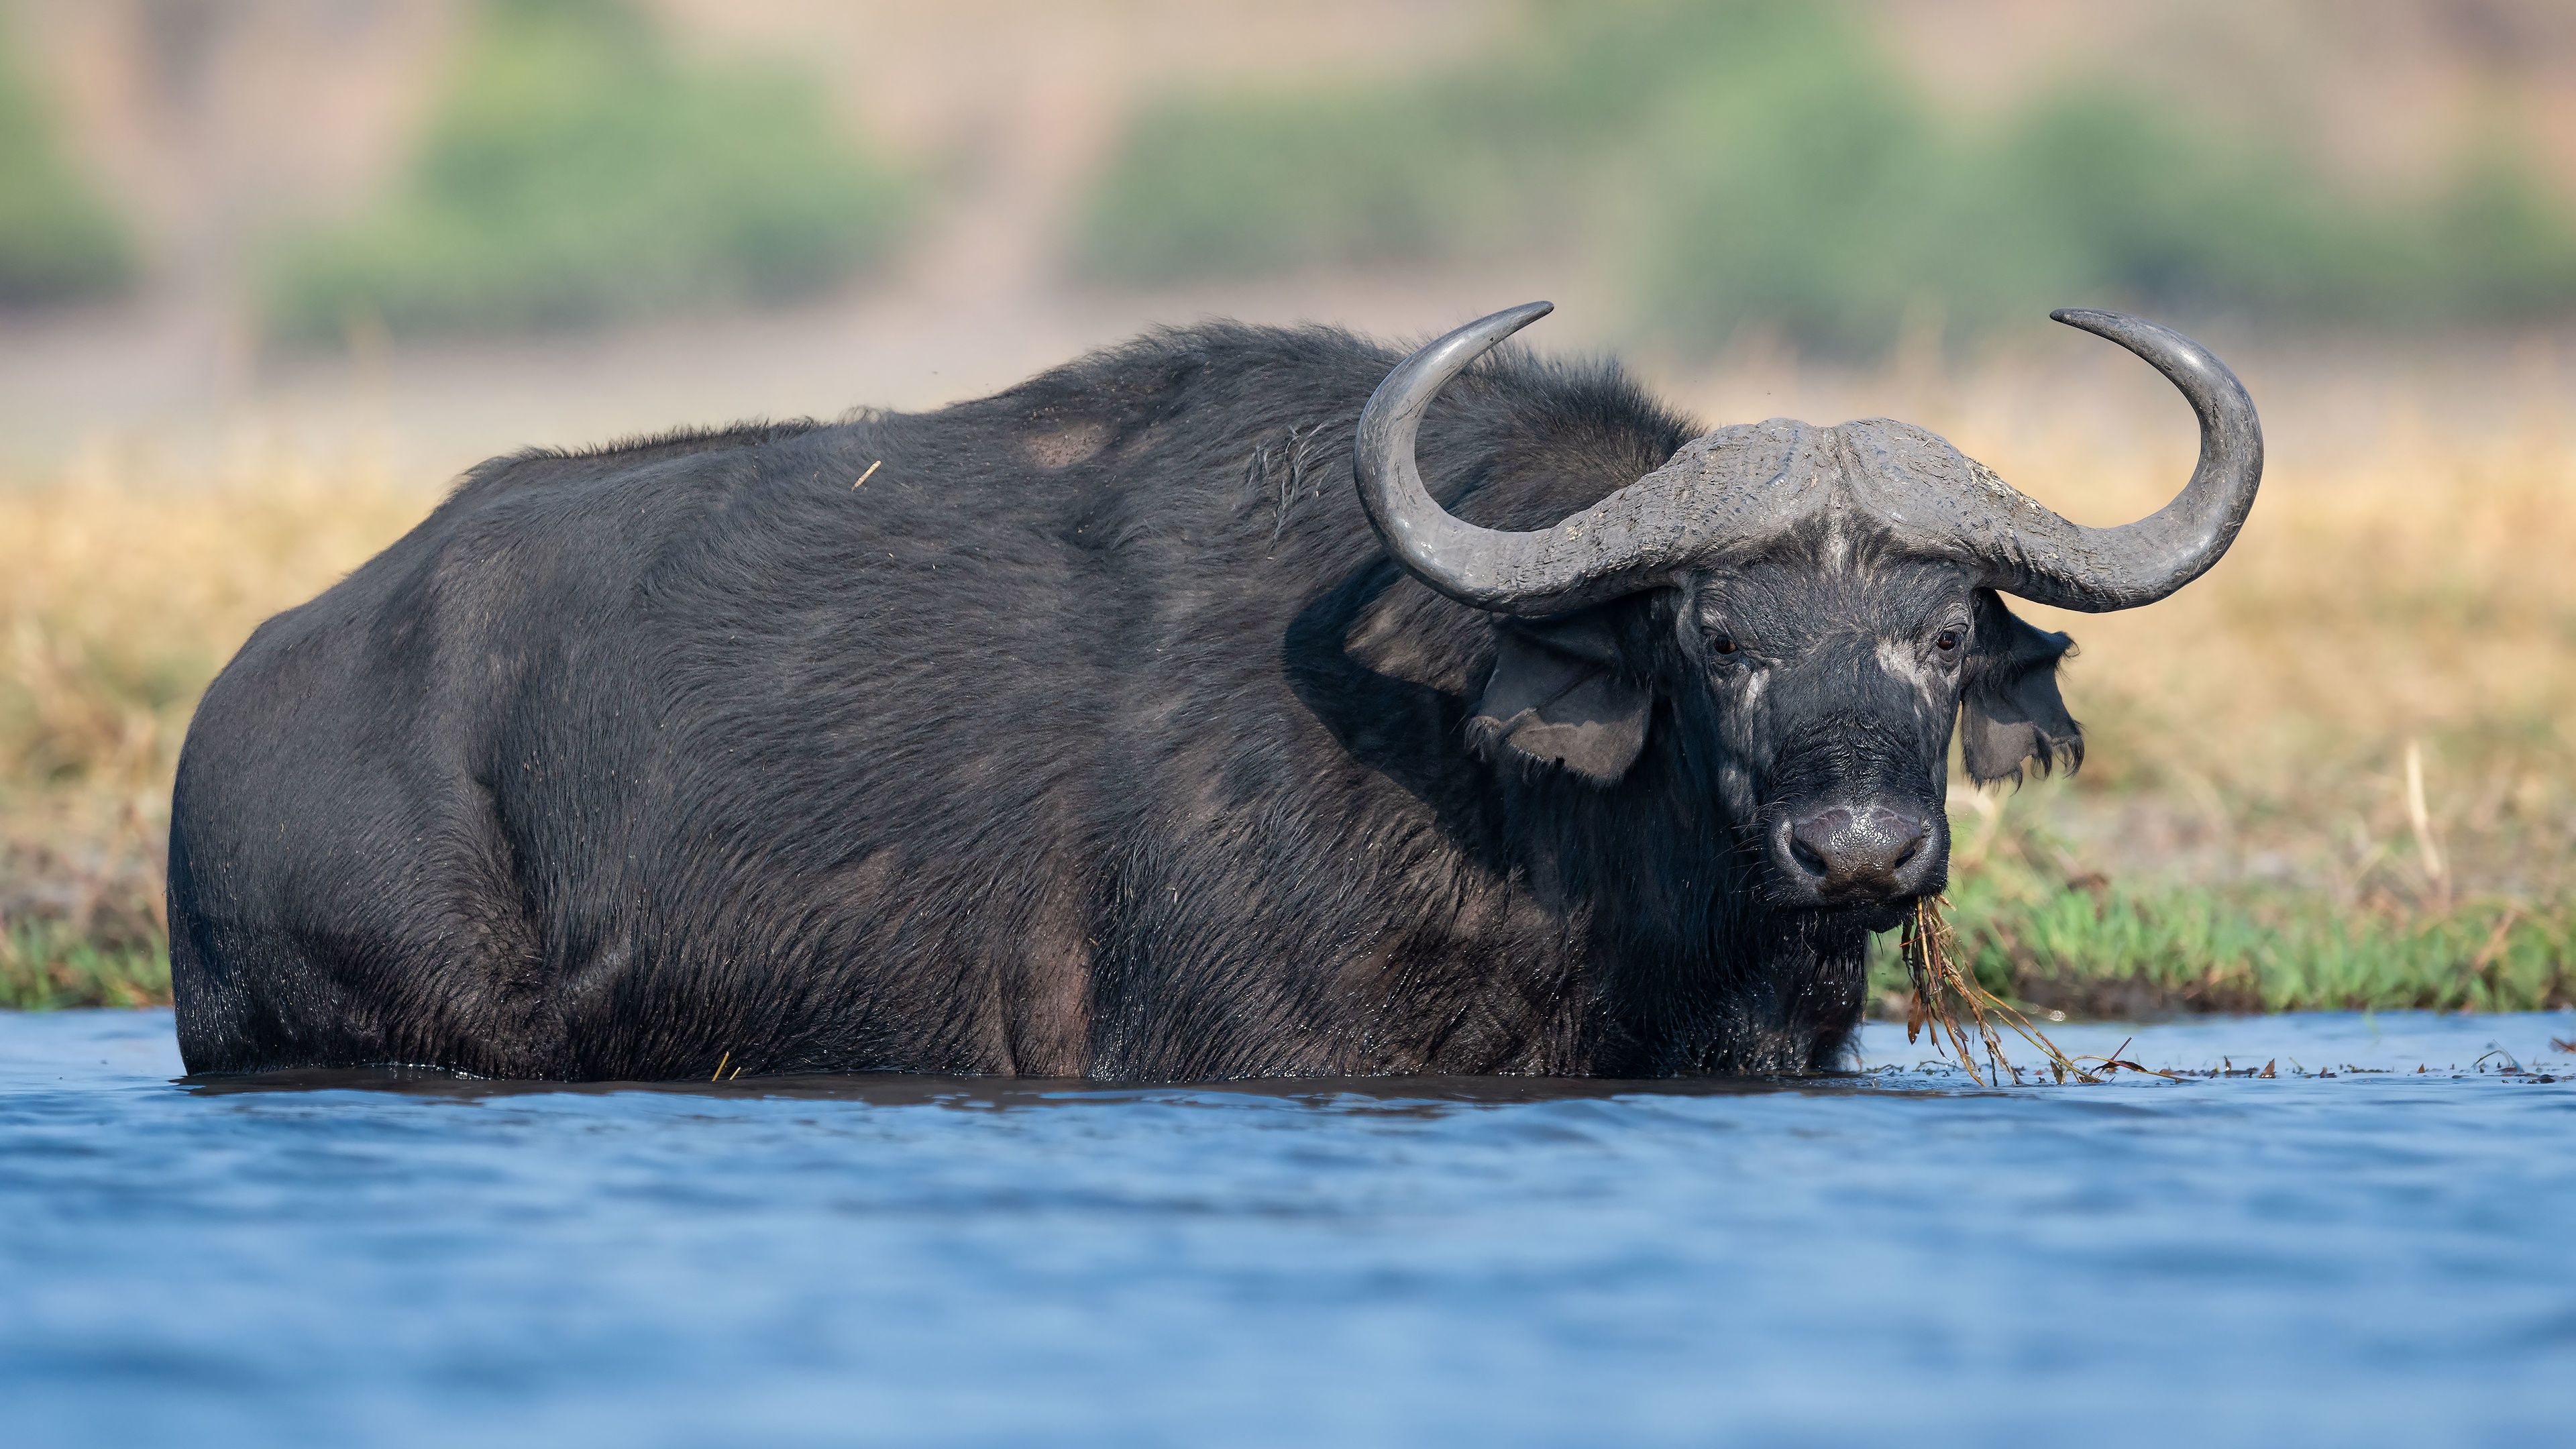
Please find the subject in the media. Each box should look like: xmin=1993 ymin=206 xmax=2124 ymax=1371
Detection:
xmin=168 ymin=322 xmax=1902 ymax=1081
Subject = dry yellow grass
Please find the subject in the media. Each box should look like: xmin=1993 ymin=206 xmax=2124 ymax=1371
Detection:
xmin=1963 ymin=402 xmax=2576 ymax=904
xmin=3 ymin=374 xmax=2571 ymax=1006
xmin=2 ymin=445 xmax=431 ymax=979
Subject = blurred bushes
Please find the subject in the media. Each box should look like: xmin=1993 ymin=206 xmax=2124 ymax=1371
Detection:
xmin=265 ymin=0 xmax=910 ymax=341
xmin=1077 ymin=0 xmax=2576 ymax=354
xmin=0 ymin=18 xmax=133 ymax=307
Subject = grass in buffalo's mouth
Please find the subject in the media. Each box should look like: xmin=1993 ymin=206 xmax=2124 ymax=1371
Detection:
xmin=1900 ymin=896 xmax=2083 ymax=1084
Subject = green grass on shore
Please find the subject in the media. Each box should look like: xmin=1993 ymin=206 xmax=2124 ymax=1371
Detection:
xmin=1866 ymin=880 xmax=2573 ymax=1020
xmin=9 ymin=884 xmax=2568 ymax=1015
xmin=1 ymin=922 xmax=168 ymax=1010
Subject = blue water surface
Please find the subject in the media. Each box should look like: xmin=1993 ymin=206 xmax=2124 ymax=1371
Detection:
xmin=3 ymin=1009 xmax=2571 ymax=1448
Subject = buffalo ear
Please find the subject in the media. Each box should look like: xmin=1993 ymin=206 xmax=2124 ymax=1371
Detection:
xmin=1468 ymin=610 xmax=1651 ymax=786
xmin=1960 ymin=590 xmax=2084 ymax=786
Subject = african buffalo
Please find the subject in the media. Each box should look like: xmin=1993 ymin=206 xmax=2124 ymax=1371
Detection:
xmin=168 ymin=303 xmax=2259 ymax=1079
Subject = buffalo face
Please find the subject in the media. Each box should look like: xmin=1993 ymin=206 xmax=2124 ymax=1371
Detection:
xmin=1467 ymin=537 xmax=2080 ymax=926
xmin=1680 ymin=549 xmax=2078 ymax=924
xmin=1687 ymin=547 xmax=1967 ymax=919
xmin=1368 ymin=303 xmax=2253 ymax=926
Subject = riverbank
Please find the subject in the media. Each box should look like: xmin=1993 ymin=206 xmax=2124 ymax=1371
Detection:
xmin=13 ymin=882 xmax=2571 ymax=1014
xmin=6 ymin=352 xmax=2571 ymax=1016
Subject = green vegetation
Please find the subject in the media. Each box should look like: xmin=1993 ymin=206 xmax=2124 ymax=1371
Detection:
xmin=0 ymin=17 xmax=133 ymax=306
xmin=1 ymin=923 xmax=166 ymax=1010
xmin=10 ymin=882 xmax=2565 ymax=1015
xmin=1077 ymin=0 xmax=2576 ymax=355
xmin=1866 ymin=855 xmax=2573 ymax=1021
xmin=264 ymin=0 xmax=910 ymax=341
xmin=1882 ymin=757 xmax=2576 ymax=1019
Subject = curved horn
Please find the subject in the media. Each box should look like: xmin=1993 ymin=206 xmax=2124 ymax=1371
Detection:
xmin=1354 ymin=302 xmax=1706 ymax=615
xmin=1980 ymin=310 xmax=2264 ymax=612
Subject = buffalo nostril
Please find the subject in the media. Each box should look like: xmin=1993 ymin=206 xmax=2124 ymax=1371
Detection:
xmin=1785 ymin=808 xmax=1852 ymax=881
xmin=1886 ymin=817 xmax=1927 ymax=871
xmin=1788 ymin=837 xmax=1828 ymax=877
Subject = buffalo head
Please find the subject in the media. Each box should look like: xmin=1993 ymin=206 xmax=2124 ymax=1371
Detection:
xmin=1356 ymin=303 xmax=2261 ymax=927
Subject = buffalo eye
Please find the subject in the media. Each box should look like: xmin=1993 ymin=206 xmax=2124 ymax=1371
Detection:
xmin=1933 ymin=627 xmax=1962 ymax=655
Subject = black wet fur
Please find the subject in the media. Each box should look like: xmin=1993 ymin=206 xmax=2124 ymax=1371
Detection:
xmin=168 ymin=322 xmax=2078 ymax=1081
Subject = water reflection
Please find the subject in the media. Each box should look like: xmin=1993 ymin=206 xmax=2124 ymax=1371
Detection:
xmin=180 ymin=1065 xmax=1868 ymax=1106
xmin=172 ymin=1009 xmax=2572 ymax=1102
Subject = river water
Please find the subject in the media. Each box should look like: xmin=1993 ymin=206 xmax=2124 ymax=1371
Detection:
xmin=3 ymin=1009 xmax=2570 ymax=1448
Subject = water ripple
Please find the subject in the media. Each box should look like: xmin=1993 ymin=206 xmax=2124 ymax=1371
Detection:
xmin=2 ymin=1009 xmax=2571 ymax=1447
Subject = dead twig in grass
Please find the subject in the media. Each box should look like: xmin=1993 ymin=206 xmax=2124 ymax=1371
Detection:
xmin=2404 ymin=739 xmax=2450 ymax=910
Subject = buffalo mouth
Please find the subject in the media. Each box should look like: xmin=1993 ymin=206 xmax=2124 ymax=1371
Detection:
xmin=1760 ymin=891 xmax=1929 ymax=937
xmin=1842 ymin=896 xmax=1925 ymax=935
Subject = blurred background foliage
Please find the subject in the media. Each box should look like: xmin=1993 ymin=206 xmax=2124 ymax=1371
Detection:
xmin=0 ymin=15 xmax=131 ymax=305
xmin=1081 ymin=0 xmax=2576 ymax=354
xmin=262 ymin=0 xmax=910 ymax=340
xmin=5 ymin=0 xmax=2573 ymax=356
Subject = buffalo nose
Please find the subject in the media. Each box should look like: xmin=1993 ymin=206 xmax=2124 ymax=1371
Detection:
xmin=1780 ymin=804 xmax=1929 ymax=900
